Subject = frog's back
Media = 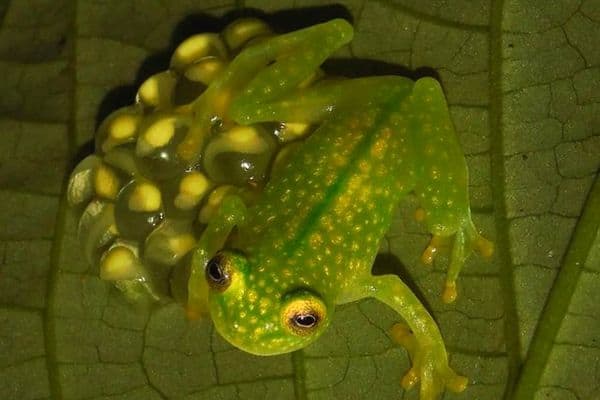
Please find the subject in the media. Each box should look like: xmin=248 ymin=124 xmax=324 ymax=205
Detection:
xmin=237 ymin=88 xmax=417 ymax=293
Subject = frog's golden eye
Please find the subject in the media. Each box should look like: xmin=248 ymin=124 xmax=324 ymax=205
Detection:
xmin=282 ymin=292 xmax=326 ymax=336
xmin=205 ymin=252 xmax=232 ymax=291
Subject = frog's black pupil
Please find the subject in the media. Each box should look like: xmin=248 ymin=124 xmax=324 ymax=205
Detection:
xmin=207 ymin=257 xmax=224 ymax=282
xmin=294 ymin=314 xmax=317 ymax=328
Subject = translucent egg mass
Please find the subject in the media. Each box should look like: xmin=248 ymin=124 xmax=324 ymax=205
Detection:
xmin=67 ymin=18 xmax=318 ymax=303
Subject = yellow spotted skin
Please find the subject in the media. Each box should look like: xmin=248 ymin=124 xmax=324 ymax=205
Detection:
xmin=188 ymin=19 xmax=492 ymax=400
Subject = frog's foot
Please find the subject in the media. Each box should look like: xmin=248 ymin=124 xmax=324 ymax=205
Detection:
xmin=391 ymin=323 xmax=467 ymax=400
xmin=421 ymin=221 xmax=494 ymax=303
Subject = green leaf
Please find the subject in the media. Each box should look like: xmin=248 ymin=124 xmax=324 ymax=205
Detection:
xmin=0 ymin=1 xmax=598 ymax=399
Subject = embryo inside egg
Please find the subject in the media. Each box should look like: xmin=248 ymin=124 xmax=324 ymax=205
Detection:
xmin=66 ymin=18 xmax=321 ymax=302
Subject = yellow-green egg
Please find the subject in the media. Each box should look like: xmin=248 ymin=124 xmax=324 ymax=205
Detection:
xmin=67 ymin=155 xmax=101 ymax=206
xmin=94 ymin=163 xmax=121 ymax=201
xmin=170 ymin=33 xmax=228 ymax=72
xmin=222 ymin=18 xmax=272 ymax=52
xmin=135 ymin=114 xmax=190 ymax=180
xmin=95 ymin=106 xmax=142 ymax=153
xmin=183 ymin=56 xmax=225 ymax=85
xmin=136 ymin=71 xmax=178 ymax=110
xmin=173 ymin=171 xmax=213 ymax=211
xmin=114 ymin=179 xmax=164 ymax=241
xmin=99 ymin=242 xmax=142 ymax=281
xmin=103 ymin=146 xmax=139 ymax=176
xmin=144 ymin=219 xmax=196 ymax=266
xmin=203 ymin=124 xmax=278 ymax=185
xmin=198 ymin=185 xmax=238 ymax=224
xmin=77 ymin=200 xmax=118 ymax=266
xmin=273 ymin=122 xmax=314 ymax=143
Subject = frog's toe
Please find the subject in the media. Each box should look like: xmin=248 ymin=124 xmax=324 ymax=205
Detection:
xmin=401 ymin=367 xmax=419 ymax=389
xmin=465 ymin=220 xmax=494 ymax=260
xmin=442 ymin=280 xmax=457 ymax=304
xmin=390 ymin=322 xmax=417 ymax=352
xmin=420 ymin=235 xmax=447 ymax=265
xmin=390 ymin=322 xmax=467 ymax=400
xmin=475 ymin=234 xmax=494 ymax=259
xmin=440 ymin=222 xmax=494 ymax=303
xmin=447 ymin=371 xmax=469 ymax=393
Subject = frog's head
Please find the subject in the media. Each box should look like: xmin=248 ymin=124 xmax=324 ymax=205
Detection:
xmin=205 ymin=250 xmax=331 ymax=355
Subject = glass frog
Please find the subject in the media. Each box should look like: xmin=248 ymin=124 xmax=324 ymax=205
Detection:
xmin=186 ymin=19 xmax=493 ymax=400
xmin=67 ymin=16 xmax=493 ymax=400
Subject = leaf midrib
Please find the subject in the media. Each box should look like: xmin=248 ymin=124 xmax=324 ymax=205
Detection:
xmin=512 ymin=176 xmax=600 ymax=399
xmin=488 ymin=0 xmax=523 ymax=399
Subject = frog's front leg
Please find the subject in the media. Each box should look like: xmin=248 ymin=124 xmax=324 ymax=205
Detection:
xmin=187 ymin=195 xmax=247 ymax=318
xmin=361 ymin=275 xmax=467 ymax=400
xmin=407 ymin=77 xmax=494 ymax=303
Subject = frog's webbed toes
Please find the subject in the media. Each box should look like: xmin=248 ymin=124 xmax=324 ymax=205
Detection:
xmin=391 ymin=322 xmax=467 ymax=399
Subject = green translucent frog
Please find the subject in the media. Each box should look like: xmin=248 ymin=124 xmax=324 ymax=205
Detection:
xmin=187 ymin=19 xmax=493 ymax=400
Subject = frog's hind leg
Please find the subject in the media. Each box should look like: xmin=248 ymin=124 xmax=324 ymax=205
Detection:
xmin=179 ymin=19 xmax=353 ymax=160
xmin=230 ymin=76 xmax=413 ymax=125
xmin=408 ymin=77 xmax=493 ymax=302
xmin=223 ymin=19 xmax=354 ymax=122
xmin=225 ymin=21 xmax=418 ymax=127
